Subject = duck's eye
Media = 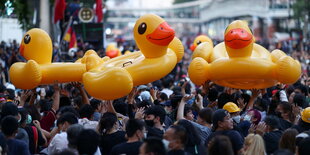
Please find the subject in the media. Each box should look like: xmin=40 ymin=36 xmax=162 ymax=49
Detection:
xmin=138 ymin=22 xmax=147 ymax=35
xmin=24 ymin=34 xmax=31 ymax=44
xmin=196 ymin=40 xmax=202 ymax=45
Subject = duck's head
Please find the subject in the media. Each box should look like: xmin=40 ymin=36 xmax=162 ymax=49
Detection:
xmin=133 ymin=14 xmax=175 ymax=58
xmin=19 ymin=28 xmax=52 ymax=64
xmin=224 ymin=20 xmax=255 ymax=57
xmin=190 ymin=35 xmax=213 ymax=52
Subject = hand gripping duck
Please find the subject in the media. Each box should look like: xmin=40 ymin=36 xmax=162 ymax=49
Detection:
xmin=9 ymin=29 xmax=86 ymax=89
xmin=188 ymin=20 xmax=301 ymax=89
xmin=82 ymin=14 xmax=184 ymax=100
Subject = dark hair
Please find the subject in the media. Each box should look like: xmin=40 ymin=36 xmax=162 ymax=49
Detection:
xmin=113 ymin=101 xmax=128 ymax=116
xmin=5 ymin=89 xmax=15 ymax=100
xmin=279 ymin=128 xmax=298 ymax=153
xmin=39 ymin=99 xmax=52 ymax=113
xmin=1 ymin=102 xmax=18 ymax=118
xmin=217 ymin=93 xmax=233 ymax=109
xmin=90 ymin=99 xmax=101 ymax=110
xmin=77 ymin=129 xmax=100 ymax=155
xmin=79 ymin=104 xmax=94 ymax=120
xmin=176 ymin=119 xmax=201 ymax=147
xmin=18 ymin=108 xmax=28 ymax=126
xmin=143 ymin=137 xmax=167 ymax=155
xmin=56 ymin=112 xmax=78 ymax=126
xmin=295 ymin=84 xmax=308 ymax=96
xmin=144 ymin=105 xmax=166 ymax=124
xmin=67 ymin=124 xmax=84 ymax=148
xmin=254 ymin=97 xmax=268 ymax=112
xmin=25 ymin=104 xmax=41 ymax=121
xmin=98 ymin=112 xmax=117 ymax=135
xmin=169 ymin=125 xmax=187 ymax=146
xmin=293 ymin=93 xmax=306 ymax=108
xmin=73 ymin=96 xmax=83 ymax=109
xmin=183 ymin=105 xmax=192 ymax=118
xmin=298 ymin=137 xmax=310 ymax=155
xmin=208 ymin=88 xmax=219 ymax=102
xmin=159 ymin=93 xmax=168 ymax=101
xmin=208 ymin=135 xmax=234 ymax=155
xmin=264 ymin=115 xmax=280 ymax=130
xmin=57 ymin=106 xmax=79 ymax=118
xmin=1 ymin=116 xmax=18 ymax=136
xmin=125 ymin=119 xmax=145 ymax=138
xmin=198 ymin=108 xmax=213 ymax=124
xmin=59 ymin=96 xmax=71 ymax=108
xmin=278 ymin=102 xmax=295 ymax=123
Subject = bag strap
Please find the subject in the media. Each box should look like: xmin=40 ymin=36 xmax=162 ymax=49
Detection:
xmin=31 ymin=126 xmax=38 ymax=153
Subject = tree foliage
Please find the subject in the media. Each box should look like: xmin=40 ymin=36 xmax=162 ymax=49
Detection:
xmin=292 ymin=0 xmax=310 ymax=21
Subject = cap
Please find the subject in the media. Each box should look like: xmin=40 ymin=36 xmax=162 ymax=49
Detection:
xmin=212 ymin=109 xmax=229 ymax=130
xmin=160 ymin=100 xmax=171 ymax=106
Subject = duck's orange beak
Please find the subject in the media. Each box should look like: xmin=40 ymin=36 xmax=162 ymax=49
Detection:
xmin=146 ymin=22 xmax=175 ymax=46
xmin=224 ymin=28 xmax=252 ymax=49
xmin=190 ymin=44 xmax=196 ymax=52
xmin=19 ymin=44 xmax=24 ymax=57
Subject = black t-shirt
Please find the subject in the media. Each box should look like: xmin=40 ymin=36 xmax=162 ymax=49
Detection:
xmin=292 ymin=120 xmax=310 ymax=133
xmin=206 ymin=130 xmax=244 ymax=155
xmin=263 ymin=130 xmax=283 ymax=155
xmin=279 ymin=118 xmax=293 ymax=130
xmin=100 ymin=131 xmax=126 ymax=155
xmin=110 ymin=141 xmax=143 ymax=155
xmin=168 ymin=149 xmax=190 ymax=155
xmin=146 ymin=126 xmax=164 ymax=139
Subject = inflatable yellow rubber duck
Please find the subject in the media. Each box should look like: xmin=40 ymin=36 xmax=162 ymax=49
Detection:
xmin=189 ymin=20 xmax=301 ymax=89
xmin=9 ymin=28 xmax=87 ymax=89
xmin=82 ymin=14 xmax=184 ymax=100
xmin=190 ymin=35 xmax=213 ymax=52
xmin=105 ymin=43 xmax=121 ymax=58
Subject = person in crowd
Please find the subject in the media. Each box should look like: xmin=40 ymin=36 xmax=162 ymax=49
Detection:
xmin=139 ymin=137 xmax=167 ymax=155
xmin=66 ymin=124 xmax=84 ymax=153
xmin=164 ymin=124 xmax=189 ymax=155
xmin=223 ymin=102 xmax=251 ymax=137
xmin=98 ymin=112 xmax=126 ymax=155
xmin=254 ymin=115 xmax=283 ymax=155
xmin=276 ymin=102 xmax=295 ymax=130
xmin=292 ymin=107 xmax=310 ymax=133
xmin=206 ymin=109 xmax=244 ymax=155
xmin=76 ymin=129 xmax=100 ymax=155
xmin=110 ymin=119 xmax=145 ymax=155
xmin=48 ymin=112 xmax=78 ymax=154
xmin=243 ymin=133 xmax=266 ymax=155
xmin=279 ymin=128 xmax=298 ymax=154
xmin=1 ymin=116 xmax=31 ymax=155
xmin=208 ymin=135 xmax=234 ymax=155
xmin=78 ymin=104 xmax=98 ymax=129
xmin=144 ymin=105 xmax=166 ymax=138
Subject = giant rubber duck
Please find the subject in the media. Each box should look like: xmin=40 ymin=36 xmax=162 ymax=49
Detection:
xmin=189 ymin=20 xmax=301 ymax=89
xmin=190 ymin=35 xmax=213 ymax=52
xmin=9 ymin=28 xmax=86 ymax=89
xmin=82 ymin=14 xmax=184 ymax=100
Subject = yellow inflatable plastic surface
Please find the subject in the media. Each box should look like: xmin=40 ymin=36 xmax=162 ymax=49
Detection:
xmin=82 ymin=14 xmax=184 ymax=100
xmin=188 ymin=20 xmax=301 ymax=89
xmin=9 ymin=28 xmax=87 ymax=89
xmin=190 ymin=35 xmax=213 ymax=52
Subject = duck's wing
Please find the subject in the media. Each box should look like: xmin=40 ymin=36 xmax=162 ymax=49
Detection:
xmin=168 ymin=37 xmax=184 ymax=62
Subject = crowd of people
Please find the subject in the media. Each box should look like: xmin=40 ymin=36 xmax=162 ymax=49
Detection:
xmin=0 ymin=36 xmax=310 ymax=155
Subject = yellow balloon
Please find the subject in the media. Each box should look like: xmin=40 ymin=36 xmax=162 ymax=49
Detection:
xmin=190 ymin=35 xmax=213 ymax=52
xmin=82 ymin=14 xmax=184 ymax=100
xmin=189 ymin=20 xmax=301 ymax=89
xmin=9 ymin=28 xmax=87 ymax=89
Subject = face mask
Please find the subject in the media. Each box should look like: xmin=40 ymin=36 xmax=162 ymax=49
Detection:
xmin=143 ymin=132 xmax=147 ymax=139
xmin=243 ymin=115 xmax=251 ymax=122
xmin=26 ymin=115 xmax=32 ymax=124
xmin=162 ymin=139 xmax=170 ymax=150
xmin=232 ymin=115 xmax=241 ymax=124
xmin=275 ymin=111 xmax=282 ymax=118
xmin=145 ymin=120 xmax=155 ymax=127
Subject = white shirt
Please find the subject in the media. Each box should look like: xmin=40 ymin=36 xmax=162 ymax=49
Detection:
xmin=48 ymin=132 xmax=68 ymax=154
